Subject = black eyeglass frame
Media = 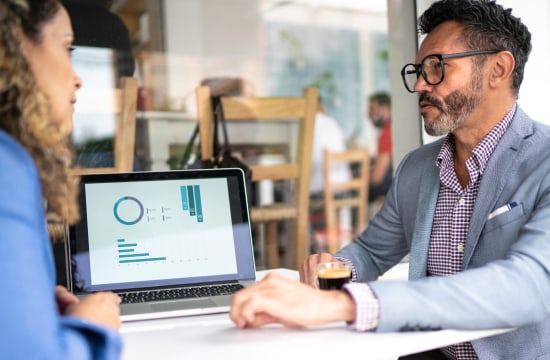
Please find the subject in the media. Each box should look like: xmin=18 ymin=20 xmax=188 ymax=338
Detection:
xmin=400 ymin=50 xmax=500 ymax=93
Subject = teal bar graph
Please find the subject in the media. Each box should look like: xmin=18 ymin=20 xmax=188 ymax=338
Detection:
xmin=194 ymin=185 xmax=203 ymax=222
xmin=187 ymin=185 xmax=196 ymax=216
xmin=119 ymin=253 xmax=150 ymax=258
xmin=119 ymin=257 xmax=167 ymax=264
xmin=117 ymin=243 xmax=137 ymax=247
xmin=180 ymin=186 xmax=189 ymax=210
xmin=116 ymin=239 xmax=166 ymax=264
xmin=180 ymin=184 xmax=204 ymax=223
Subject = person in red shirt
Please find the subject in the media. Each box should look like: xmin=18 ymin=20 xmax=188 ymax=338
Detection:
xmin=367 ymin=92 xmax=392 ymax=202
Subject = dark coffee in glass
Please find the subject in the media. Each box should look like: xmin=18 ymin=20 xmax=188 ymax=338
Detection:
xmin=317 ymin=267 xmax=351 ymax=290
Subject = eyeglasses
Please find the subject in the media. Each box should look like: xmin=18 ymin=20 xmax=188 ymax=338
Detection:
xmin=400 ymin=50 xmax=499 ymax=93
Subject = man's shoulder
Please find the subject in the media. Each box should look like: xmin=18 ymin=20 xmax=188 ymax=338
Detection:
xmin=315 ymin=112 xmax=340 ymax=127
xmin=512 ymin=105 xmax=550 ymax=137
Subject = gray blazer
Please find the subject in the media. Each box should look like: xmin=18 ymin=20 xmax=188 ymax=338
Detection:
xmin=336 ymin=106 xmax=550 ymax=359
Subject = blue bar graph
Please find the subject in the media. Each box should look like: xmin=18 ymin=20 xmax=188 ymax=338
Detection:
xmin=119 ymin=253 xmax=150 ymax=258
xmin=117 ymin=243 xmax=137 ymax=247
xmin=180 ymin=186 xmax=189 ymax=211
xmin=187 ymin=185 xmax=196 ymax=216
xmin=180 ymin=184 xmax=204 ymax=223
xmin=116 ymin=239 xmax=167 ymax=264
xmin=194 ymin=185 xmax=204 ymax=222
xmin=119 ymin=257 xmax=167 ymax=264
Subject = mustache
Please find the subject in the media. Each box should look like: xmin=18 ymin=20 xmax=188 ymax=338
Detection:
xmin=419 ymin=93 xmax=443 ymax=110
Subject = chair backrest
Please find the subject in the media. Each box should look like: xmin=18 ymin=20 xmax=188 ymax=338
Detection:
xmin=71 ymin=76 xmax=138 ymax=175
xmin=323 ymin=148 xmax=370 ymax=253
xmin=195 ymin=85 xmax=318 ymax=269
xmin=48 ymin=76 xmax=138 ymax=246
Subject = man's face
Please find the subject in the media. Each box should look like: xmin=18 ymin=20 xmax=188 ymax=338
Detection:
xmin=368 ymin=100 xmax=386 ymax=128
xmin=414 ymin=21 xmax=485 ymax=136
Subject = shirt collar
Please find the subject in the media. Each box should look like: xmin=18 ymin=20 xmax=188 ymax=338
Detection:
xmin=436 ymin=104 xmax=517 ymax=174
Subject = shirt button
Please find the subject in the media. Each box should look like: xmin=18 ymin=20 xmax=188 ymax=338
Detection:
xmin=459 ymin=198 xmax=466 ymax=205
xmin=457 ymin=244 xmax=465 ymax=252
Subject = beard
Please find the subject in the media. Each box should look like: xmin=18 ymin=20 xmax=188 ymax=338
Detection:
xmin=372 ymin=115 xmax=385 ymax=128
xmin=421 ymin=71 xmax=483 ymax=136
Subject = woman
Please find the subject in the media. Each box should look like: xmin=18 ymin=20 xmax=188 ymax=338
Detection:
xmin=0 ymin=0 xmax=122 ymax=358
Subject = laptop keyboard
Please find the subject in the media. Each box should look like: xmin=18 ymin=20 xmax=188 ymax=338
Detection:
xmin=119 ymin=283 xmax=244 ymax=304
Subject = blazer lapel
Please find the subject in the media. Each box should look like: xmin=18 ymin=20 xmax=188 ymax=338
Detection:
xmin=409 ymin=159 xmax=440 ymax=280
xmin=463 ymin=107 xmax=532 ymax=266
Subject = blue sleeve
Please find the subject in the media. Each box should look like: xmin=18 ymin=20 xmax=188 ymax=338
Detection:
xmin=0 ymin=132 xmax=123 ymax=359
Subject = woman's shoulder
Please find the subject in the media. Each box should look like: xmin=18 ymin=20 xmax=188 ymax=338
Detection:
xmin=0 ymin=130 xmax=38 ymax=181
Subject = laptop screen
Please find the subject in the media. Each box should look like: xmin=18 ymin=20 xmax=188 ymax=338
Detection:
xmin=68 ymin=168 xmax=255 ymax=294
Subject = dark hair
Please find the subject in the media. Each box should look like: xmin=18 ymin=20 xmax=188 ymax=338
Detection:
xmin=418 ymin=0 xmax=531 ymax=96
xmin=369 ymin=92 xmax=391 ymax=107
xmin=21 ymin=0 xmax=61 ymax=42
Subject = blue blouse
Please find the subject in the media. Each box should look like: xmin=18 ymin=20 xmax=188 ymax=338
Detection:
xmin=0 ymin=130 xmax=122 ymax=359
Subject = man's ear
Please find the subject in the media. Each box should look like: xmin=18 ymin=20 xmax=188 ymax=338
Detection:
xmin=488 ymin=51 xmax=515 ymax=88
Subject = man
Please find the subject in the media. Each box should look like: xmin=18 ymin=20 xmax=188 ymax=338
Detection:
xmin=309 ymin=96 xmax=350 ymax=197
xmin=367 ymin=92 xmax=393 ymax=203
xmin=230 ymin=1 xmax=550 ymax=359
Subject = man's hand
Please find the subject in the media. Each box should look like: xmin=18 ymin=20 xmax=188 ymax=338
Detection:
xmin=230 ymin=271 xmax=355 ymax=329
xmin=299 ymin=253 xmax=341 ymax=286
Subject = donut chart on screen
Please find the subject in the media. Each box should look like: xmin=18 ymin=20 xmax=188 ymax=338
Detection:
xmin=113 ymin=196 xmax=144 ymax=225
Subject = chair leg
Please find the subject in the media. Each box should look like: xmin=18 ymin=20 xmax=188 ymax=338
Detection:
xmin=265 ymin=222 xmax=279 ymax=269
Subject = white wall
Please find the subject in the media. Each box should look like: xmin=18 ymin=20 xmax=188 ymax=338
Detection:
xmin=497 ymin=0 xmax=550 ymax=124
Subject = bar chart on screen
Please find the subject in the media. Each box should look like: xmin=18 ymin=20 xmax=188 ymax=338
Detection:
xmin=180 ymin=185 xmax=204 ymax=222
xmin=116 ymin=238 xmax=167 ymax=264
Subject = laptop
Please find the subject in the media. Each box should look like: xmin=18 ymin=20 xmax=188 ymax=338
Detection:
xmin=66 ymin=168 xmax=256 ymax=322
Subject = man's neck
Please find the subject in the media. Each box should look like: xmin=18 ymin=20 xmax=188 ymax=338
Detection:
xmin=453 ymin=98 xmax=515 ymax=155
xmin=451 ymin=97 xmax=515 ymax=187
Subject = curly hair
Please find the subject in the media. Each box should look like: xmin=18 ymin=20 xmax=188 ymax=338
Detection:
xmin=418 ymin=0 xmax=532 ymax=97
xmin=0 ymin=0 xmax=80 ymax=224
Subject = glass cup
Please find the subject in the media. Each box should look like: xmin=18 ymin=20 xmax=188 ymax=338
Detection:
xmin=316 ymin=262 xmax=351 ymax=290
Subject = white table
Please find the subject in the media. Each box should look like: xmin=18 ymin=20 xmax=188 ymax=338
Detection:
xmin=120 ymin=268 xmax=510 ymax=360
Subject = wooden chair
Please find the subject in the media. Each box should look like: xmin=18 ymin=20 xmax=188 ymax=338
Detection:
xmin=70 ymin=76 xmax=138 ymax=175
xmin=48 ymin=76 xmax=138 ymax=244
xmin=195 ymin=86 xmax=318 ymax=269
xmin=322 ymin=148 xmax=370 ymax=253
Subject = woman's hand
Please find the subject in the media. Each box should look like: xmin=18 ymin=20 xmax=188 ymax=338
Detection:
xmin=55 ymin=285 xmax=80 ymax=315
xmin=65 ymin=291 xmax=122 ymax=330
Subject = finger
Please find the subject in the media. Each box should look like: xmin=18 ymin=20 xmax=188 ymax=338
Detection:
xmin=308 ymin=254 xmax=324 ymax=286
xmin=300 ymin=254 xmax=318 ymax=285
xmin=109 ymin=291 xmax=122 ymax=304
xmin=318 ymin=252 xmax=337 ymax=263
xmin=243 ymin=313 xmax=282 ymax=328
xmin=230 ymin=275 xmax=287 ymax=327
xmin=55 ymin=285 xmax=78 ymax=302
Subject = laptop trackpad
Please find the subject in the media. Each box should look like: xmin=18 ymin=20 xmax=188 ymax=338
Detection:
xmin=150 ymin=299 xmax=216 ymax=311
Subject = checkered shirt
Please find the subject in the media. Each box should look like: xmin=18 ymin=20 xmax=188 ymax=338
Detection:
xmin=429 ymin=105 xmax=515 ymax=360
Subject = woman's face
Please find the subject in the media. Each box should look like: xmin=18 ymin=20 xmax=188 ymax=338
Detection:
xmin=23 ymin=5 xmax=82 ymax=137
